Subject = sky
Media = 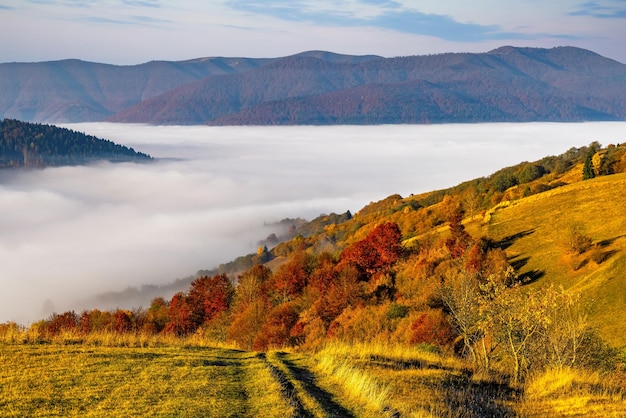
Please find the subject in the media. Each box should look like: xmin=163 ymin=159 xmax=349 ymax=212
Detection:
xmin=2 ymin=122 xmax=626 ymax=324
xmin=1 ymin=0 xmax=625 ymax=64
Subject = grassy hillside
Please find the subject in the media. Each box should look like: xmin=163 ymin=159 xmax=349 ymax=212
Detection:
xmin=483 ymin=172 xmax=626 ymax=347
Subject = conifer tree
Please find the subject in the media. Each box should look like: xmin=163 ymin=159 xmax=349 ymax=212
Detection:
xmin=582 ymin=149 xmax=596 ymax=180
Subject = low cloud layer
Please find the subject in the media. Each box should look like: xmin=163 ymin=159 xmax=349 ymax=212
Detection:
xmin=1 ymin=122 xmax=625 ymax=323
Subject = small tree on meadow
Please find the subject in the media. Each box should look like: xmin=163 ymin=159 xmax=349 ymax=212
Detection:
xmin=582 ymin=148 xmax=596 ymax=180
xmin=564 ymin=223 xmax=592 ymax=255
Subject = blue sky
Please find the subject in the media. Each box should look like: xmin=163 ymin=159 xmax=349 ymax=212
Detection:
xmin=1 ymin=0 xmax=625 ymax=63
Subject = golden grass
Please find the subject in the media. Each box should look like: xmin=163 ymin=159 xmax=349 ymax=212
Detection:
xmin=525 ymin=367 xmax=598 ymax=399
xmin=265 ymin=351 xmax=329 ymax=418
xmin=1 ymin=338 xmax=624 ymax=417
xmin=0 ymin=343 xmax=294 ymax=417
xmin=520 ymin=366 xmax=626 ymax=417
xmin=318 ymin=340 xmax=463 ymax=371
xmin=312 ymin=341 xmax=496 ymax=417
xmin=315 ymin=352 xmax=391 ymax=413
xmin=0 ymin=326 xmax=239 ymax=349
xmin=484 ymin=173 xmax=626 ymax=346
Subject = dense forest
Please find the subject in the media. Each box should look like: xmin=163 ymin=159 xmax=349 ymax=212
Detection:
xmin=2 ymin=47 xmax=625 ymax=125
xmin=14 ymin=139 xmax=626 ymax=386
xmin=0 ymin=119 xmax=151 ymax=168
xmin=111 ymin=46 xmax=626 ymax=125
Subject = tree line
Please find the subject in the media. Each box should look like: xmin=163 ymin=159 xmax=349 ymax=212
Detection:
xmin=0 ymin=119 xmax=151 ymax=168
xmin=26 ymin=210 xmax=617 ymax=383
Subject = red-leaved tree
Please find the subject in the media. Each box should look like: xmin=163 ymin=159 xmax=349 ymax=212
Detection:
xmin=188 ymin=274 xmax=234 ymax=329
xmin=165 ymin=292 xmax=194 ymax=336
xmin=340 ymin=222 xmax=403 ymax=278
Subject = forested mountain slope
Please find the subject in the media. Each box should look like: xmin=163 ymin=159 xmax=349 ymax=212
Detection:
xmin=0 ymin=56 xmax=274 ymax=122
xmin=2 ymin=47 xmax=625 ymax=125
xmin=0 ymin=119 xmax=151 ymax=167
xmin=109 ymin=46 xmax=626 ymax=125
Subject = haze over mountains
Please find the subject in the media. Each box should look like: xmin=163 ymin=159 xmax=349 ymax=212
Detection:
xmin=1 ymin=46 xmax=625 ymax=125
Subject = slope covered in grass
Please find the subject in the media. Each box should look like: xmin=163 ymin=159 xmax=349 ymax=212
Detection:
xmin=484 ymin=173 xmax=626 ymax=346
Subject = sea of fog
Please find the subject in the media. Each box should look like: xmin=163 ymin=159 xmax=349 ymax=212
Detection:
xmin=1 ymin=122 xmax=625 ymax=324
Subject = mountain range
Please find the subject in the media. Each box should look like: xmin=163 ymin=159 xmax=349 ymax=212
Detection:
xmin=1 ymin=46 xmax=625 ymax=125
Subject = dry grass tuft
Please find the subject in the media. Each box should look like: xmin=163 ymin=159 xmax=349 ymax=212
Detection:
xmin=521 ymin=367 xmax=626 ymax=416
xmin=525 ymin=367 xmax=590 ymax=399
xmin=315 ymin=352 xmax=391 ymax=413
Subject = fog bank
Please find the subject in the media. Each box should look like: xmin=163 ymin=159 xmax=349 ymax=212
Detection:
xmin=1 ymin=122 xmax=624 ymax=324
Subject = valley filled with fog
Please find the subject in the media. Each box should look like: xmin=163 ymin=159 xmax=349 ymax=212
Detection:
xmin=1 ymin=122 xmax=625 ymax=324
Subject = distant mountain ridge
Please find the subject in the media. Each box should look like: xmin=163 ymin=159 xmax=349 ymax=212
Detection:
xmin=1 ymin=47 xmax=625 ymax=125
xmin=0 ymin=56 xmax=276 ymax=122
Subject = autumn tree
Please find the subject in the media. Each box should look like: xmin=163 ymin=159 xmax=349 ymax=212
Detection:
xmin=144 ymin=297 xmax=169 ymax=334
xmin=46 ymin=311 xmax=78 ymax=335
xmin=188 ymin=274 xmax=234 ymax=328
xmin=442 ymin=196 xmax=472 ymax=259
xmin=564 ymin=223 xmax=592 ymax=255
xmin=340 ymin=222 xmax=403 ymax=278
xmin=114 ymin=309 xmax=133 ymax=333
xmin=164 ymin=292 xmax=194 ymax=336
xmin=233 ymin=265 xmax=272 ymax=309
xmin=79 ymin=309 xmax=114 ymax=333
xmin=311 ymin=260 xmax=364 ymax=326
xmin=408 ymin=309 xmax=455 ymax=347
xmin=228 ymin=265 xmax=273 ymax=350
xmin=485 ymin=284 xmax=588 ymax=384
xmin=270 ymin=251 xmax=315 ymax=303
xmin=439 ymin=265 xmax=484 ymax=363
xmin=78 ymin=310 xmax=94 ymax=334
xmin=253 ymin=302 xmax=300 ymax=350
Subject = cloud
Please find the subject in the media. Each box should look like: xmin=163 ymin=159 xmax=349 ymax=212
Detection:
xmin=24 ymin=0 xmax=99 ymax=7
xmin=79 ymin=13 xmax=170 ymax=26
xmin=123 ymin=0 xmax=161 ymax=8
xmin=2 ymin=122 xmax=625 ymax=325
xmin=366 ymin=10 xmax=521 ymax=42
xmin=225 ymin=0 xmax=570 ymax=42
xmin=129 ymin=14 xmax=170 ymax=24
xmin=570 ymin=0 xmax=626 ymax=18
xmin=79 ymin=15 xmax=134 ymax=25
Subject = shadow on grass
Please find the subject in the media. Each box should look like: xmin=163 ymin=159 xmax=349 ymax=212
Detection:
xmin=599 ymin=249 xmax=619 ymax=263
xmin=495 ymin=229 xmax=536 ymax=250
xmin=598 ymin=234 xmax=626 ymax=248
xmin=273 ymin=352 xmax=356 ymax=418
xmin=518 ymin=269 xmax=545 ymax=285
xmin=367 ymin=355 xmax=467 ymax=375
xmin=508 ymin=255 xmax=545 ymax=285
xmin=441 ymin=374 xmax=519 ymax=418
xmin=509 ymin=256 xmax=530 ymax=271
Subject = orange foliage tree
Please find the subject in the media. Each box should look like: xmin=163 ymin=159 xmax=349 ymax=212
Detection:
xmin=227 ymin=265 xmax=273 ymax=350
xmin=269 ymin=251 xmax=315 ymax=303
xmin=253 ymin=302 xmax=300 ymax=350
xmin=46 ymin=311 xmax=78 ymax=335
xmin=164 ymin=292 xmax=194 ymax=336
xmin=144 ymin=297 xmax=169 ymax=334
xmin=188 ymin=273 xmax=234 ymax=328
xmin=408 ymin=309 xmax=454 ymax=347
xmin=340 ymin=222 xmax=403 ymax=278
